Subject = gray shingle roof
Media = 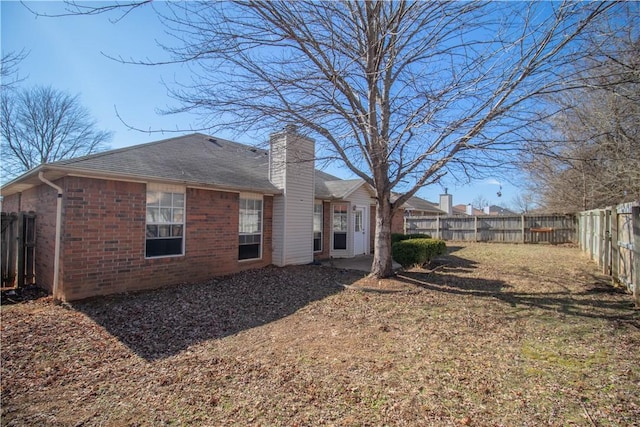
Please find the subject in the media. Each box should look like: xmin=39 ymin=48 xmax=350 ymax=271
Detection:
xmin=48 ymin=133 xmax=372 ymax=198
xmin=315 ymin=169 xmax=369 ymax=200
xmin=391 ymin=192 xmax=445 ymax=214
xmin=405 ymin=196 xmax=444 ymax=214
xmin=51 ymin=133 xmax=279 ymax=193
xmin=2 ymin=132 xmax=437 ymax=211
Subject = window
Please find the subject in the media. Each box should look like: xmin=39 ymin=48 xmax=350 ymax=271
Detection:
xmin=146 ymin=187 xmax=184 ymax=257
xmin=354 ymin=209 xmax=363 ymax=232
xmin=239 ymin=194 xmax=263 ymax=260
xmin=313 ymin=201 xmax=323 ymax=252
xmin=333 ymin=203 xmax=348 ymax=250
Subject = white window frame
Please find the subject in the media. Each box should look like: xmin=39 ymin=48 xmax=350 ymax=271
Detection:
xmin=145 ymin=183 xmax=185 ymax=259
xmin=313 ymin=200 xmax=323 ymax=253
xmin=332 ymin=203 xmax=349 ymax=251
xmin=239 ymin=192 xmax=263 ymax=261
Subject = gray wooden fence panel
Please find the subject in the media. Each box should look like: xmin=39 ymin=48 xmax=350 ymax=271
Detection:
xmin=405 ymin=217 xmax=438 ymax=236
xmin=445 ymin=216 xmax=476 ymax=241
xmin=1 ymin=213 xmax=18 ymax=288
xmin=1 ymin=211 xmax=36 ymax=289
xmin=578 ymin=201 xmax=639 ymax=307
xmin=405 ymin=214 xmax=576 ymax=244
xmin=525 ymin=214 xmax=576 ymax=244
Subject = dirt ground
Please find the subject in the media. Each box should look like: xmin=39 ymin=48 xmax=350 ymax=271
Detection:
xmin=1 ymin=243 xmax=639 ymax=426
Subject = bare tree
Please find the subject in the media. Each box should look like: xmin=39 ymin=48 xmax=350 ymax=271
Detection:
xmin=1 ymin=86 xmax=112 ymax=181
xmin=21 ymin=1 xmax=152 ymax=22
xmin=472 ymin=195 xmax=490 ymax=211
xmin=0 ymin=50 xmax=28 ymax=90
xmin=38 ymin=1 xmax=615 ymax=277
xmin=510 ymin=193 xmax=537 ymax=214
xmin=522 ymin=8 xmax=640 ymax=212
xmin=158 ymin=1 xmax=617 ymax=277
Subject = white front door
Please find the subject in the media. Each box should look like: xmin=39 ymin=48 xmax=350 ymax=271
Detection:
xmin=353 ymin=207 xmax=367 ymax=255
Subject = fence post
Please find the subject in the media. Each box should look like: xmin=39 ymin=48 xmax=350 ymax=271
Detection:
xmin=577 ymin=213 xmax=582 ymax=249
xmin=521 ymin=215 xmax=525 ymax=243
xmin=611 ymin=208 xmax=619 ymax=282
xmin=632 ymin=206 xmax=639 ymax=308
xmin=1 ymin=213 xmax=18 ymax=287
xmin=589 ymin=212 xmax=595 ymax=260
xmin=474 ymin=216 xmax=478 ymax=242
xmin=17 ymin=212 xmax=25 ymax=288
xmin=585 ymin=212 xmax=588 ymax=249
xmin=599 ymin=210 xmax=605 ymax=271
xmin=604 ymin=209 xmax=611 ymax=275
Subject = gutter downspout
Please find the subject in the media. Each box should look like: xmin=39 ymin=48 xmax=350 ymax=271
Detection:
xmin=38 ymin=171 xmax=63 ymax=301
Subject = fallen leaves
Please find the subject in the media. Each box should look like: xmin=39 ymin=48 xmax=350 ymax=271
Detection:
xmin=1 ymin=244 xmax=639 ymax=426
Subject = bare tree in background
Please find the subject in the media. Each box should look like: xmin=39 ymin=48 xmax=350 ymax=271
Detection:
xmin=511 ymin=193 xmax=537 ymax=214
xmin=1 ymin=86 xmax=112 ymax=181
xmin=39 ymin=1 xmax=615 ymax=277
xmin=472 ymin=195 xmax=490 ymax=211
xmin=0 ymin=50 xmax=28 ymax=90
xmin=522 ymin=7 xmax=640 ymax=212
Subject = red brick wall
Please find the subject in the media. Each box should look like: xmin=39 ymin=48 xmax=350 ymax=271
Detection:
xmin=314 ymin=201 xmax=331 ymax=260
xmin=61 ymin=177 xmax=147 ymax=299
xmin=2 ymin=193 xmax=20 ymax=213
xmin=5 ymin=176 xmax=274 ymax=301
xmin=61 ymin=178 xmax=274 ymax=300
xmin=391 ymin=208 xmax=405 ymax=234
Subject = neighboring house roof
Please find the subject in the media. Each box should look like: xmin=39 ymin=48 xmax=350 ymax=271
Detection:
xmin=452 ymin=204 xmax=484 ymax=216
xmin=485 ymin=205 xmax=517 ymax=216
xmin=390 ymin=192 xmax=446 ymax=215
xmin=451 ymin=204 xmax=517 ymax=216
xmin=404 ymin=196 xmax=445 ymax=214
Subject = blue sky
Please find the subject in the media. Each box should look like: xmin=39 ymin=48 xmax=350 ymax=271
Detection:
xmin=1 ymin=1 xmax=523 ymax=208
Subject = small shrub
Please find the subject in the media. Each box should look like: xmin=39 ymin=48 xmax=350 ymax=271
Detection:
xmin=391 ymin=233 xmax=432 ymax=244
xmin=392 ymin=238 xmax=446 ymax=268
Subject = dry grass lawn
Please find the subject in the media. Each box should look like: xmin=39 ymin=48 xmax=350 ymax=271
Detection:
xmin=1 ymin=243 xmax=639 ymax=426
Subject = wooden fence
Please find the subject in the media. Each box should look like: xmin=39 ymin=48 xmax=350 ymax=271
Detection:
xmin=404 ymin=214 xmax=576 ymax=244
xmin=578 ymin=201 xmax=639 ymax=306
xmin=1 ymin=212 xmax=36 ymax=289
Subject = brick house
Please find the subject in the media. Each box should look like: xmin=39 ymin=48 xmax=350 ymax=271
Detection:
xmin=1 ymin=127 xmax=431 ymax=301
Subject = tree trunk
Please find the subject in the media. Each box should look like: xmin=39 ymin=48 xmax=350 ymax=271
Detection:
xmin=370 ymin=195 xmax=395 ymax=278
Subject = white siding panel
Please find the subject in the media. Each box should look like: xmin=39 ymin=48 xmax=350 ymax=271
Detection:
xmin=281 ymin=152 xmax=314 ymax=265
xmin=272 ymin=195 xmax=286 ymax=266
xmin=269 ymin=143 xmax=286 ymax=189
xmin=348 ymin=186 xmax=375 ymax=207
xmin=269 ymin=129 xmax=315 ymax=266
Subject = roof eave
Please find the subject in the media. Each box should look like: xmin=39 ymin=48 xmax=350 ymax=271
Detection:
xmin=1 ymin=164 xmax=282 ymax=198
xmin=0 ymin=165 xmax=50 ymax=197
